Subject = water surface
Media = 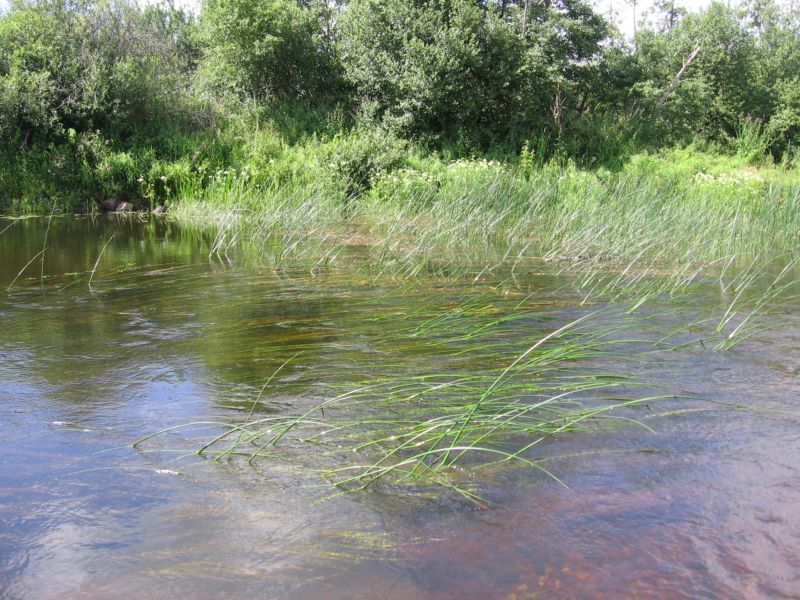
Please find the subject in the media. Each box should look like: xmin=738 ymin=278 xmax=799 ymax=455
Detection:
xmin=1 ymin=216 xmax=798 ymax=599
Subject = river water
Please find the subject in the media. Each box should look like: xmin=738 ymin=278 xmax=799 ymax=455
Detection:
xmin=1 ymin=216 xmax=798 ymax=599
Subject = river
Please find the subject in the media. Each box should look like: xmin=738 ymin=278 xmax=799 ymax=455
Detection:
xmin=1 ymin=215 xmax=798 ymax=598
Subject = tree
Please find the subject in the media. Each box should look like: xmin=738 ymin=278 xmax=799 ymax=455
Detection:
xmin=633 ymin=2 xmax=762 ymax=142
xmin=628 ymin=0 xmax=639 ymax=41
xmin=341 ymin=0 xmax=522 ymax=143
xmin=0 ymin=0 xmax=198 ymax=143
xmin=651 ymin=0 xmax=685 ymax=32
xmin=340 ymin=0 xmax=608 ymax=147
xmin=199 ymin=0 xmax=343 ymax=103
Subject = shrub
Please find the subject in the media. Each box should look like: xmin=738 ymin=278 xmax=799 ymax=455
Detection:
xmin=328 ymin=127 xmax=408 ymax=199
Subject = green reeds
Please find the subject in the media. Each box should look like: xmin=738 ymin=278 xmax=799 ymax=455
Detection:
xmin=133 ymin=248 xmax=798 ymax=503
xmin=133 ymin=303 xmax=688 ymax=503
xmin=171 ymin=152 xmax=800 ymax=286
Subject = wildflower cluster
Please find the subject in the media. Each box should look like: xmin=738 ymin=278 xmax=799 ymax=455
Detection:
xmin=372 ymin=167 xmax=439 ymax=199
xmin=447 ymin=158 xmax=506 ymax=173
xmin=693 ymin=170 xmax=765 ymax=185
xmin=692 ymin=169 xmax=767 ymax=202
xmin=207 ymin=166 xmax=253 ymax=183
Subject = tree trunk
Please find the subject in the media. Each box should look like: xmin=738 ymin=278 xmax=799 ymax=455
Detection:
xmin=657 ymin=45 xmax=702 ymax=109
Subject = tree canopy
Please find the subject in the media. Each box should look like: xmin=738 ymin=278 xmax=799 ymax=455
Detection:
xmin=1 ymin=0 xmax=799 ymax=159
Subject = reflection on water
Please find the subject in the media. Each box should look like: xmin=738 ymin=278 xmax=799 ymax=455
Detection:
xmin=1 ymin=215 xmax=798 ymax=598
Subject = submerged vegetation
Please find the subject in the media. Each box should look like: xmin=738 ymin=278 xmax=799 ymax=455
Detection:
xmin=128 ymin=251 xmax=797 ymax=504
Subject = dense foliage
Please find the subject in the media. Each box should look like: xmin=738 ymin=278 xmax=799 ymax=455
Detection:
xmin=1 ymin=0 xmax=800 ymax=211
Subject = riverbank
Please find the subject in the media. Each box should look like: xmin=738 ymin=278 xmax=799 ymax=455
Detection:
xmin=166 ymin=147 xmax=799 ymax=273
xmin=4 ymin=115 xmax=800 ymax=273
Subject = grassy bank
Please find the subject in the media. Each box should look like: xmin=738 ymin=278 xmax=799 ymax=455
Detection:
xmin=4 ymin=92 xmax=800 ymax=270
xmin=5 ymin=107 xmax=800 ymax=290
xmin=162 ymin=125 xmax=800 ymax=272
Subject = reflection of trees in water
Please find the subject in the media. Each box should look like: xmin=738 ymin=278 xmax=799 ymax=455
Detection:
xmin=0 ymin=215 xmax=216 ymax=285
xmin=0 ymin=217 xmax=219 ymax=416
xmin=0 ymin=217 xmax=342 ymax=419
xmin=181 ymin=273 xmax=339 ymax=412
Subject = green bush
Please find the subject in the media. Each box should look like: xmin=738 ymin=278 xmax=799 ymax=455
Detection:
xmin=0 ymin=0 xmax=198 ymax=144
xmin=328 ymin=127 xmax=408 ymax=199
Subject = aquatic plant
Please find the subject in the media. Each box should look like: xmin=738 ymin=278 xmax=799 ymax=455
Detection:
xmin=134 ymin=256 xmax=798 ymax=503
